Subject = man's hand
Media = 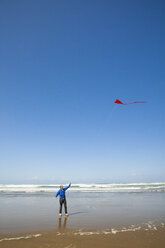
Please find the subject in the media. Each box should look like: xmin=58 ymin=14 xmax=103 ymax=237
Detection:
xmin=70 ymin=182 xmax=72 ymax=186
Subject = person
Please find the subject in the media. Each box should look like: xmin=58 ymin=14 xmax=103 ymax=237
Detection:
xmin=56 ymin=183 xmax=71 ymax=217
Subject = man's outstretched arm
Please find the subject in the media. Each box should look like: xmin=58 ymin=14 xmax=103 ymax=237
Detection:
xmin=64 ymin=183 xmax=71 ymax=191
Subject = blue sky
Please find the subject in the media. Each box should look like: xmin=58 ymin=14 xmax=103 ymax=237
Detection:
xmin=0 ymin=0 xmax=165 ymax=184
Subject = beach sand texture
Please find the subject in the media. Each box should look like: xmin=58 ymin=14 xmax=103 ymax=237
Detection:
xmin=0 ymin=228 xmax=165 ymax=248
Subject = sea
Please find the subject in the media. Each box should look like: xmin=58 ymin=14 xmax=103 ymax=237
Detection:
xmin=0 ymin=182 xmax=165 ymax=193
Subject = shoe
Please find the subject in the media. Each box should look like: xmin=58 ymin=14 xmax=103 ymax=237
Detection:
xmin=65 ymin=213 xmax=68 ymax=217
xmin=59 ymin=213 xmax=62 ymax=218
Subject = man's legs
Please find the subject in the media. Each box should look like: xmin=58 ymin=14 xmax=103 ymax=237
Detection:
xmin=64 ymin=198 xmax=67 ymax=214
xmin=59 ymin=199 xmax=63 ymax=214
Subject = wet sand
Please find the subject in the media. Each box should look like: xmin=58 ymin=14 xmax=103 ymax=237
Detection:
xmin=0 ymin=228 xmax=165 ymax=248
xmin=1 ymin=192 xmax=165 ymax=234
xmin=0 ymin=192 xmax=165 ymax=247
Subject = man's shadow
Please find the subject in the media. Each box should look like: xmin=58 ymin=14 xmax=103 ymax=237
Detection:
xmin=58 ymin=216 xmax=68 ymax=231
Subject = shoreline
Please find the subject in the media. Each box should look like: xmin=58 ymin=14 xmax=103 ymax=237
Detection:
xmin=0 ymin=226 xmax=165 ymax=248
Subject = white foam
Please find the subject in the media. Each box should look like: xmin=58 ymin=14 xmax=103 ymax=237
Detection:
xmin=73 ymin=221 xmax=164 ymax=236
xmin=0 ymin=234 xmax=41 ymax=242
xmin=0 ymin=182 xmax=165 ymax=193
xmin=111 ymin=229 xmax=117 ymax=234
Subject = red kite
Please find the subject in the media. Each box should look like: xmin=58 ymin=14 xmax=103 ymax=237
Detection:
xmin=115 ymin=99 xmax=148 ymax=105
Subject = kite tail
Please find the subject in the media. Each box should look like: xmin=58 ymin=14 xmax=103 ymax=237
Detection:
xmin=124 ymin=101 xmax=149 ymax=105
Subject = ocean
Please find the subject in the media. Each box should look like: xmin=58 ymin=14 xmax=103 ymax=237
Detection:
xmin=0 ymin=182 xmax=165 ymax=193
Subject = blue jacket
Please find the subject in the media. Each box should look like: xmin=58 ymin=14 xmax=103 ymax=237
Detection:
xmin=56 ymin=184 xmax=71 ymax=199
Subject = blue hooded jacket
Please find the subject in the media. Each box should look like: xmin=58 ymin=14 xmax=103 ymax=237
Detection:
xmin=56 ymin=184 xmax=71 ymax=199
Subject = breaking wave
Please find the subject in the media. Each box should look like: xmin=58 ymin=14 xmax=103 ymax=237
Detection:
xmin=0 ymin=182 xmax=165 ymax=193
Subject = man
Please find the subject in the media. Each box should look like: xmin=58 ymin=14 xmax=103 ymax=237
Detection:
xmin=56 ymin=183 xmax=71 ymax=217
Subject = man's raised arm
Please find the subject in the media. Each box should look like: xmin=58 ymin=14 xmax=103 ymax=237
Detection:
xmin=64 ymin=183 xmax=71 ymax=191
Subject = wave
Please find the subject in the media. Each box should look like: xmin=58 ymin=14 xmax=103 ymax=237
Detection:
xmin=0 ymin=183 xmax=165 ymax=193
xmin=0 ymin=234 xmax=41 ymax=242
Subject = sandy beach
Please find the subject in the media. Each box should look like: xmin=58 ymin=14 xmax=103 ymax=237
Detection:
xmin=1 ymin=190 xmax=165 ymax=233
xmin=0 ymin=189 xmax=165 ymax=247
xmin=0 ymin=227 xmax=165 ymax=248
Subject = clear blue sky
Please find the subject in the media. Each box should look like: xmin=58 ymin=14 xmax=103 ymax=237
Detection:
xmin=0 ymin=0 xmax=165 ymax=184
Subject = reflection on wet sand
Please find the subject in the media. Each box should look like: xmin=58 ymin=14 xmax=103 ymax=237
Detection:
xmin=58 ymin=216 xmax=68 ymax=230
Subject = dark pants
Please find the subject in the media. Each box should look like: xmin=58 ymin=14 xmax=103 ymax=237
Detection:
xmin=59 ymin=198 xmax=67 ymax=214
